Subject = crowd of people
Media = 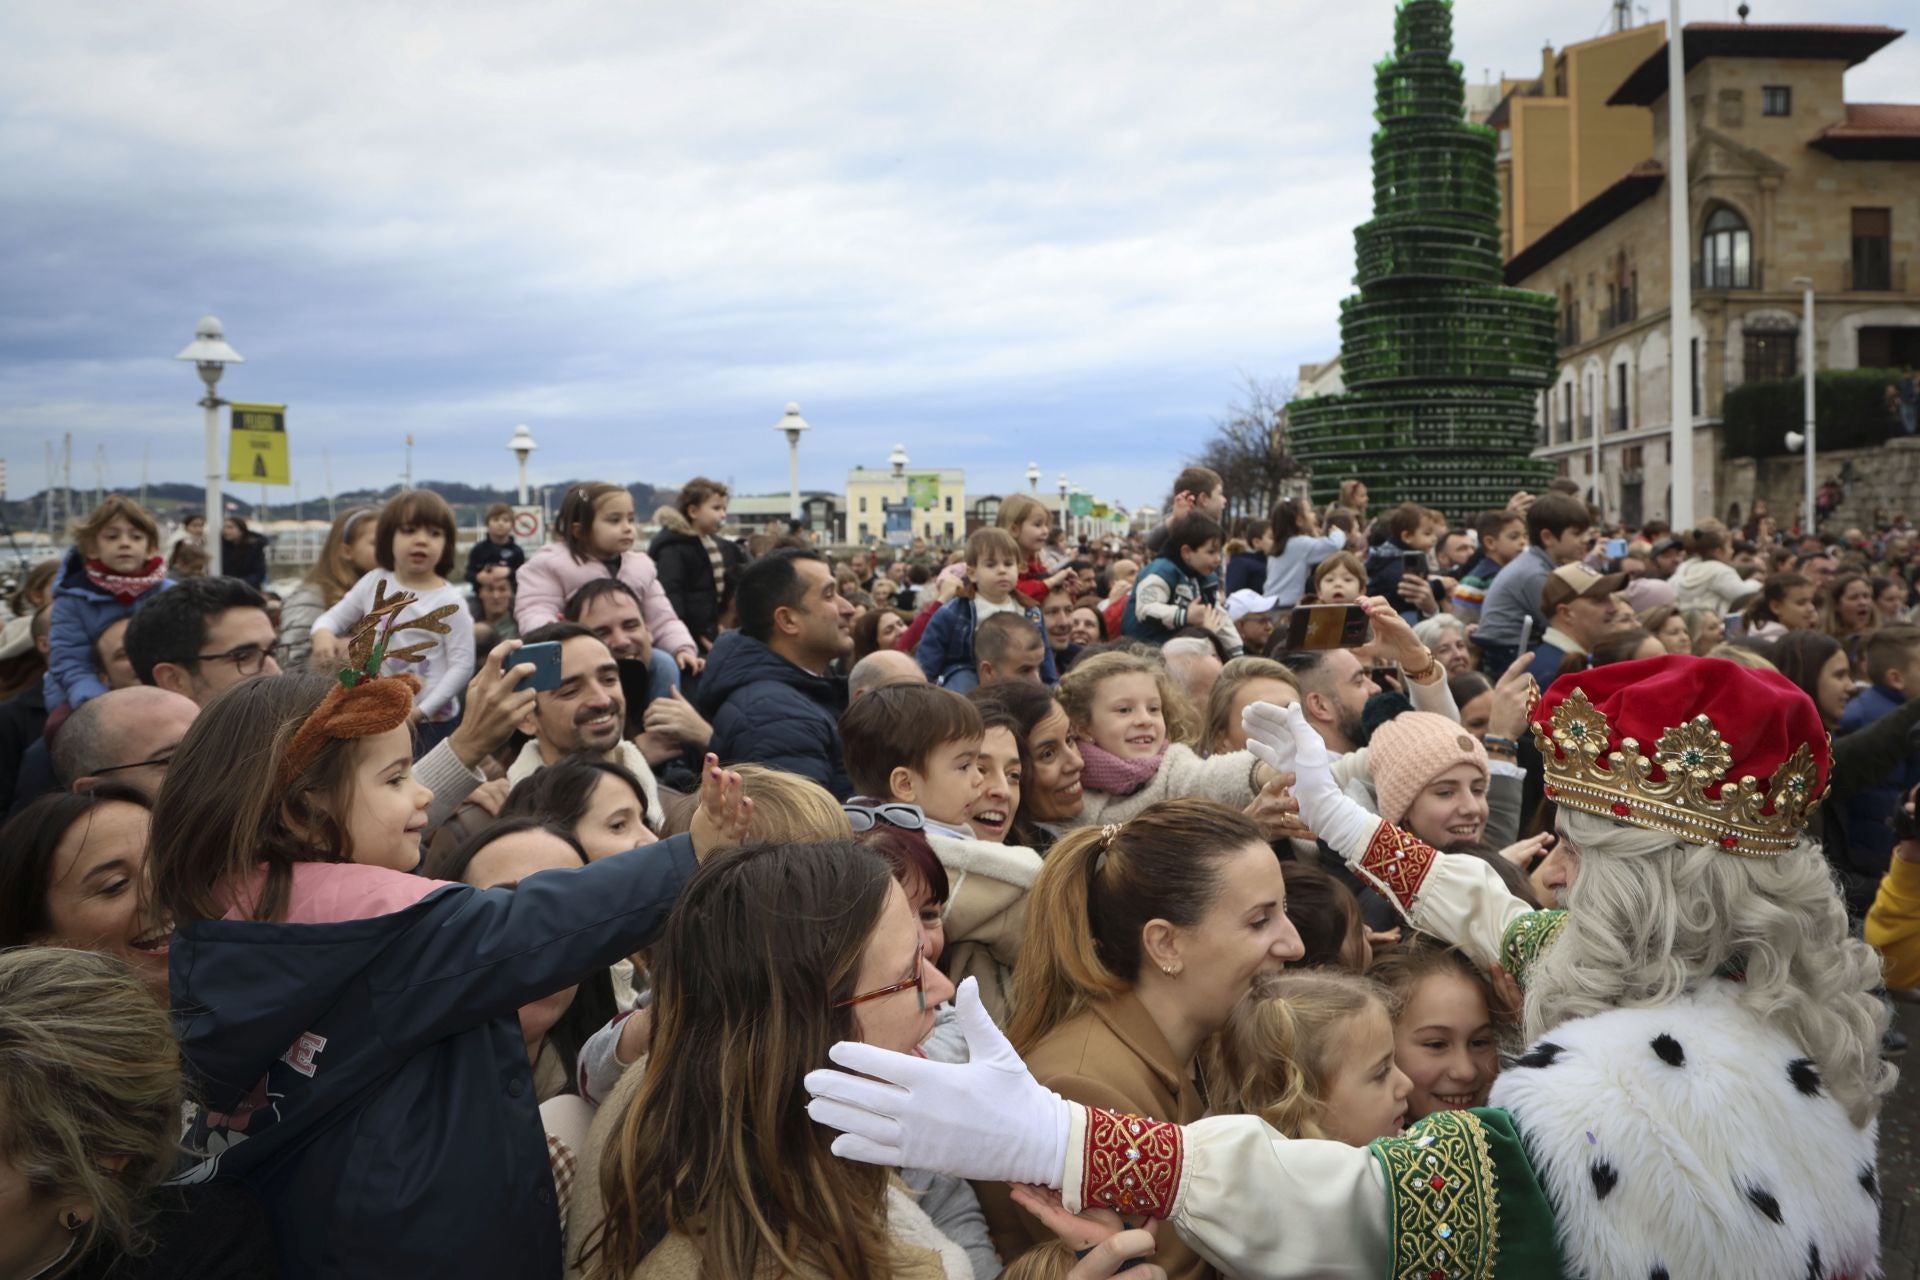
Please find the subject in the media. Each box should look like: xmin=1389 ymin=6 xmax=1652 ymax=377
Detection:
xmin=0 ymin=458 xmax=1917 ymax=1279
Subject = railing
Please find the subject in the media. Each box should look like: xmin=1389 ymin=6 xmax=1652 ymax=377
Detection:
xmin=1558 ymin=318 xmax=1580 ymax=348
xmin=1580 ymin=412 xmax=1593 ymax=438
xmin=1610 ymin=405 xmax=1628 ymax=433
xmin=1599 ymin=290 xmax=1637 ymax=332
xmin=1843 ymin=256 xmax=1905 ymax=292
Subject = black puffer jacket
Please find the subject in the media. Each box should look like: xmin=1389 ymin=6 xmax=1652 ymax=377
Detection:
xmin=647 ymin=507 xmax=747 ymax=647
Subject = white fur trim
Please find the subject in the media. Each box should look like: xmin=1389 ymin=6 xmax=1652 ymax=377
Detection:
xmin=925 ymin=834 xmax=1043 ymax=889
xmin=886 ymin=1183 xmax=973 ymax=1280
xmin=1492 ymin=981 xmax=1880 ymax=1280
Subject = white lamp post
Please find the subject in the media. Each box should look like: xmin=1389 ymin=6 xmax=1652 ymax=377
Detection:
xmin=1665 ymin=0 xmax=1694 ymax=528
xmin=1026 ymin=461 xmax=1040 ymax=493
xmin=776 ymin=402 xmax=810 ymax=527
xmin=1057 ymin=474 xmax=1071 ymax=543
xmin=1787 ymin=276 xmax=1816 ymax=533
xmin=174 ymin=316 xmax=243 ymax=577
xmin=507 ymin=424 xmax=539 ymax=505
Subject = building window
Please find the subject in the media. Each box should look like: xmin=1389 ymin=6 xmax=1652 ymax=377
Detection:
xmin=944 ymin=495 xmax=953 ymax=513
xmin=1717 ymin=88 xmax=1744 ymax=128
xmin=859 ymin=495 xmax=868 ymax=513
xmin=1761 ymin=86 xmax=1791 ymax=117
xmin=1613 ymin=363 xmax=1629 ymax=432
xmin=944 ymin=521 xmax=955 ymax=539
xmin=858 ymin=523 xmax=869 ymax=541
xmin=1852 ymin=208 xmax=1892 ymax=291
xmin=1690 ymin=338 xmax=1701 ymax=418
xmin=1700 ymin=207 xmax=1752 ymax=289
xmin=1744 ymin=327 xmax=1799 ymax=383
xmin=1561 ymin=383 xmax=1575 ymax=444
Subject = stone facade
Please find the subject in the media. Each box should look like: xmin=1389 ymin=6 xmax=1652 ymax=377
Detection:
xmin=1507 ymin=29 xmax=1920 ymax=528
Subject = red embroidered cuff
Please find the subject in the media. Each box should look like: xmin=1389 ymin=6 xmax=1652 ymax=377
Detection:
xmin=1081 ymin=1108 xmax=1183 ymax=1219
xmin=1357 ymin=821 xmax=1440 ymax=914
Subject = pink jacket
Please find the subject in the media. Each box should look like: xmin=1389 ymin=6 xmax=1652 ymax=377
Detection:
xmin=512 ymin=543 xmax=697 ymax=656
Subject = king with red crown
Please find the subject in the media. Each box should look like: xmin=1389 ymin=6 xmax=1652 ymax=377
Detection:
xmin=805 ymin=655 xmax=1894 ymax=1279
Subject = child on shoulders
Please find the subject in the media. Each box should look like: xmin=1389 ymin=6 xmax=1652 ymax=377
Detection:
xmin=45 ymin=496 xmax=172 ymax=711
xmin=464 ymin=501 xmax=527 ymax=587
xmin=916 ymin=528 xmax=1059 ymax=691
xmin=1122 ymin=512 xmax=1243 ymax=657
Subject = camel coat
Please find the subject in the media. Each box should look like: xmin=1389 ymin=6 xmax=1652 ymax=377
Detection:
xmin=975 ymin=992 xmax=1215 ymax=1280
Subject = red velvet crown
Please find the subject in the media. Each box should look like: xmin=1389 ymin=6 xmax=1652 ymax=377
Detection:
xmin=1529 ymin=655 xmax=1831 ymax=856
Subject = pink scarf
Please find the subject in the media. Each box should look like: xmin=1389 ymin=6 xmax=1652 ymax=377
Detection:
xmin=1078 ymin=738 xmax=1167 ymax=797
xmin=84 ymin=556 xmax=167 ymax=605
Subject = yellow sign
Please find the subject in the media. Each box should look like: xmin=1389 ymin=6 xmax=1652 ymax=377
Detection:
xmin=228 ymin=403 xmax=290 ymax=485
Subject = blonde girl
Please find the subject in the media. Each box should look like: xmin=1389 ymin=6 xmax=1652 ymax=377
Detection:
xmin=999 ymin=492 xmax=1074 ymax=606
xmin=1056 ymin=649 xmax=1278 ymax=825
xmin=1210 ymin=970 xmax=1412 ymax=1145
xmin=277 ymin=506 xmax=377 ymax=669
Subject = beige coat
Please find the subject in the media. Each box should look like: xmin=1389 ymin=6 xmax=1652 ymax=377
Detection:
xmin=976 ymin=992 xmax=1215 ymax=1280
xmin=925 ymin=834 xmax=1043 ymax=1026
xmin=1071 ymin=744 xmax=1263 ymax=826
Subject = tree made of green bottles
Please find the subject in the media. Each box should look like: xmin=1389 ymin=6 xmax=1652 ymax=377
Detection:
xmin=1289 ymin=0 xmax=1556 ymax=512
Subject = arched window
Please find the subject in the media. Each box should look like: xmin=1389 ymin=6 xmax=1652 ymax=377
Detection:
xmin=1700 ymin=207 xmax=1752 ymax=289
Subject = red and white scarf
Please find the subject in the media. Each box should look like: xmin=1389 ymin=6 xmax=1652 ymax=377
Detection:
xmin=84 ymin=556 xmax=167 ymax=605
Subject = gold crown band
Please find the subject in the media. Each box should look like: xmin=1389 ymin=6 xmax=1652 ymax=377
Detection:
xmin=1531 ymin=689 xmax=1825 ymax=858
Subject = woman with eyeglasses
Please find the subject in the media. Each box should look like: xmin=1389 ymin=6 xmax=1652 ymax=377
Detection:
xmin=0 ymin=785 xmax=172 ymax=1000
xmin=578 ymin=840 xmax=971 ymax=1279
xmin=972 ymin=800 xmax=1304 ymax=1280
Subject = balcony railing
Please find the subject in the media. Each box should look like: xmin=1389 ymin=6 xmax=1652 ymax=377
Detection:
xmin=1600 ymin=291 xmax=1637 ymax=333
xmin=1843 ymin=256 xmax=1906 ymax=293
xmin=1580 ymin=412 xmax=1593 ymax=438
xmin=1610 ymin=405 xmax=1628 ymax=433
xmin=1558 ymin=319 xmax=1580 ymax=348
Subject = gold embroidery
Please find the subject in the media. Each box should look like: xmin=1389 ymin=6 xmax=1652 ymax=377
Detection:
xmin=1371 ymin=1109 xmax=1500 ymax=1280
xmin=1357 ymin=821 xmax=1441 ymax=912
xmin=1498 ymin=911 xmax=1567 ymax=987
xmin=1080 ymin=1108 xmax=1182 ymax=1219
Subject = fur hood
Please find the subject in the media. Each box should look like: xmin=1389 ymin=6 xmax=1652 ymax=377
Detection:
xmin=927 ymin=834 xmax=1042 ymax=1026
xmin=652 ymin=505 xmax=693 ymax=535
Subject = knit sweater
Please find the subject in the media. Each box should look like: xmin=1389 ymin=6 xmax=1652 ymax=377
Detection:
xmin=314 ymin=571 xmax=475 ymax=720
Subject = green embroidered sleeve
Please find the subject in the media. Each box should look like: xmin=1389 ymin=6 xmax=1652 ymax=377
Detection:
xmin=1499 ymin=910 xmax=1567 ymax=987
xmin=1369 ymin=1108 xmax=1563 ymax=1279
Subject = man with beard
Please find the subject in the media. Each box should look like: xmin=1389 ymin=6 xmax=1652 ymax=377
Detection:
xmin=503 ymin=621 xmax=665 ymax=831
xmin=564 ymin=579 xmax=711 ymax=774
xmin=1278 ymin=647 xmax=1378 ymax=754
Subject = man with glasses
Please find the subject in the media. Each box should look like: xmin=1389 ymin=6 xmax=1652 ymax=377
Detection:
xmin=52 ymin=686 xmax=198 ymax=798
xmin=123 ymin=577 xmax=282 ymax=707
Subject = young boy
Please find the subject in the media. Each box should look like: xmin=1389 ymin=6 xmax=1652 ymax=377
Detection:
xmin=46 ymin=495 xmax=172 ymax=711
xmin=464 ymin=501 xmax=526 ymax=587
xmin=840 ymin=683 xmax=985 ymax=840
xmin=1122 ymin=512 xmax=1242 ymax=656
xmin=1364 ymin=502 xmax=1442 ymax=623
xmin=1450 ymin=509 xmax=1527 ymax=625
xmin=915 ymin=528 xmax=1059 ymax=691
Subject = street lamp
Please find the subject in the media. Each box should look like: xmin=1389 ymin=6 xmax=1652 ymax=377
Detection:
xmin=1026 ymin=461 xmax=1040 ymax=493
xmin=1057 ymin=474 xmax=1070 ymax=543
xmin=507 ymin=424 xmax=539 ymax=505
xmin=889 ymin=444 xmax=911 ymax=542
xmin=1790 ymin=276 xmax=1816 ymax=533
xmin=174 ymin=316 xmax=243 ymax=577
xmin=775 ymin=403 xmax=810 ymax=528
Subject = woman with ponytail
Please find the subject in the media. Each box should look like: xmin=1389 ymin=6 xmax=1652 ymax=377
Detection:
xmin=974 ymin=800 xmax=1303 ymax=1278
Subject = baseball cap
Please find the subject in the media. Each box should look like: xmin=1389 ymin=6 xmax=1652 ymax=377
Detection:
xmin=1541 ymin=564 xmax=1628 ymax=614
xmin=1225 ymin=589 xmax=1280 ymax=622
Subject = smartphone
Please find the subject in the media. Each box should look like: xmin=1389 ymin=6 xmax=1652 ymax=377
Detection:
xmin=1285 ymin=603 xmax=1373 ymax=651
xmin=514 ymin=640 xmax=564 ymax=692
xmin=616 ymin=656 xmax=654 ymax=735
xmin=1605 ymin=538 xmax=1628 ymax=559
xmin=1402 ymin=552 xmax=1431 ymax=580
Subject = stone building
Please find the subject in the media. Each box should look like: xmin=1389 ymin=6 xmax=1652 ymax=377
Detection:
xmin=1506 ymin=21 xmax=1920 ymax=527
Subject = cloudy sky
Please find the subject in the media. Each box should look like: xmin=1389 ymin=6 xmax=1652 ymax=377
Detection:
xmin=2 ymin=0 xmax=1915 ymax=510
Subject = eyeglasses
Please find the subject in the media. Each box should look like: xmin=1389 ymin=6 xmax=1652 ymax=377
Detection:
xmin=834 ymin=949 xmax=929 ymax=1012
xmin=90 ymin=750 xmax=175 ymax=778
xmin=843 ymin=802 xmax=926 ymax=834
xmin=194 ymin=644 xmax=272 ymax=676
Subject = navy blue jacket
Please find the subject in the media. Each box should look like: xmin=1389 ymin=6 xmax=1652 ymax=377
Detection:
xmin=1838 ymin=685 xmax=1920 ymax=876
xmin=463 ymin=535 xmax=526 ymax=586
xmin=170 ymin=836 xmax=699 ymax=1280
xmin=1363 ymin=542 xmax=1426 ymax=624
xmin=915 ymin=597 xmax=1058 ymax=686
xmin=1525 ymin=640 xmax=1587 ymax=690
xmin=696 ymin=629 xmax=854 ymax=798
xmin=1223 ymin=551 xmax=1266 ymax=597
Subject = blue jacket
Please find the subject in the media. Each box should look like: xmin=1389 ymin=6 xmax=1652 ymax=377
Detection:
xmin=171 ymin=837 xmax=699 ymax=1280
xmin=1364 ymin=542 xmax=1425 ymax=624
xmin=1838 ymin=685 xmax=1920 ymax=875
xmin=915 ymin=597 xmax=1059 ymax=686
xmin=1525 ymin=640 xmax=1586 ymax=690
xmin=1223 ymin=551 xmax=1265 ymax=597
xmin=45 ymin=547 xmax=172 ymax=708
xmin=1121 ymin=556 xmax=1219 ymax=643
xmin=696 ymin=629 xmax=854 ymax=798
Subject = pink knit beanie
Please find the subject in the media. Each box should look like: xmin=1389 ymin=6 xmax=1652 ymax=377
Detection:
xmin=1369 ymin=712 xmax=1489 ymax=825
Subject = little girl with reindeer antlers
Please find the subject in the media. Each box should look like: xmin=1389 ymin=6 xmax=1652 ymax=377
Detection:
xmin=150 ymin=588 xmax=755 ymax=1280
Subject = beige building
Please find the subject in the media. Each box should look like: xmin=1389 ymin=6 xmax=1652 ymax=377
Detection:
xmin=1507 ymin=21 xmax=1920 ymax=527
xmin=1490 ymin=23 xmax=1665 ymax=258
xmin=845 ymin=451 xmax=967 ymax=547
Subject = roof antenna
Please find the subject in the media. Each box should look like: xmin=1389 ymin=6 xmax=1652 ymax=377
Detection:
xmin=1736 ymin=2 xmax=1750 ymax=22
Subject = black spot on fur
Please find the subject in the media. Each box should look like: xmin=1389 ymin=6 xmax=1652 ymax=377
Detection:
xmin=1744 ymin=1184 xmax=1783 ymax=1224
xmin=1787 ymin=1058 xmax=1823 ymax=1097
xmin=1861 ymin=1165 xmax=1880 ymax=1202
xmin=1650 ymin=1269 xmax=1669 ymax=1280
xmin=1589 ymin=1160 xmax=1618 ymax=1200
xmin=1651 ymin=1034 xmax=1685 ymax=1067
xmin=1807 ymin=1240 xmax=1822 ymax=1280
xmin=1515 ymin=1041 xmax=1564 ymax=1069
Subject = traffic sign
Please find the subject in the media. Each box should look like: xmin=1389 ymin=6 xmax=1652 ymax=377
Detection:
xmin=228 ymin=403 xmax=290 ymax=485
xmin=511 ymin=505 xmax=545 ymax=544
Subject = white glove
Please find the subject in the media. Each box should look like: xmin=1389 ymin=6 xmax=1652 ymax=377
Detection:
xmin=804 ymin=976 xmax=1073 ymax=1186
xmin=1240 ymin=700 xmax=1382 ymax=857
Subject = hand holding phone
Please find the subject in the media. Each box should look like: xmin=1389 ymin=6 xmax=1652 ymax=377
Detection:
xmin=1285 ymin=604 xmax=1373 ymax=651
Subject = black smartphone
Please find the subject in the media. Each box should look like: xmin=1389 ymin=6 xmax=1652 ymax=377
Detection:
xmin=1402 ymin=552 xmax=1431 ymax=580
xmin=616 ymin=656 xmax=654 ymax=736
xmin=1284 ymin=603 xmax=1373 ymax=651
xmin=515 ymin=640 xmax=564 ymax=692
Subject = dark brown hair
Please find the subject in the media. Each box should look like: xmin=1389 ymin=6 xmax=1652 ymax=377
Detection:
xmin=1383 ymin=502 xmax=1428 ymax=542
xmin=1743 ymin=572 xmax=1812 ymax=627
xmin=1279 ymin=862 xmax=1365 ymax=971
xmin=840 ymin=683 xmax=984 ymax=800
xmin=583 ymin=841 xmax=896 ymax=1278
xmin=676 ymin=476 xmax=730 ymax=518
xmin=1165 ymin=512 xmax=1223 ymax=559
xmin=148 ymin=672 xmax=369 ymax=925
xmin=1369 ymin=933 xmax=1514 ymax=1042
xmin=73 ymin=495 xmax=160 ymax=557
xmin=1006 ymin=799 xmax=1265 ymax=1053
xmin=1524 ymin=493 xmax=1591 ymax=547
xmin=559 ymin=482 xmax=630 ymax=564
xmin=0 ymin=785 xmax=153 ymax=946
xmin=374 ymin=488 xmax=458 ymax=576
xmin=1170 ymin=466 xmax=1223 ymax=506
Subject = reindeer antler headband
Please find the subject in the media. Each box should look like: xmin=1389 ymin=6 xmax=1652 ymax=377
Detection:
xmin=277 ymin=580 xmax=458 ymax=788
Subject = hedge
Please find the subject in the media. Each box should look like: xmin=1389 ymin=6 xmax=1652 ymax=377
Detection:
xmin=1722 ymin=368 xmax=1907 ymax=459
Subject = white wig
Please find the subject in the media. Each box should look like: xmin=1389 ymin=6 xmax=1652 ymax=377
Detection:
xmin=1526 ymin=808 xmax=1894 ymax=1127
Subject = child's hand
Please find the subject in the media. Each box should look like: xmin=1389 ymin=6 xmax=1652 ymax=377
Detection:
xmin=675 ymin=649 xmax=705 ymax=676
xmin=1184 ymin=602 xmax=1224 ymax=632
xmin=309 ymin=630 xmax=345 ymax=668
xmin=689 ymin=754 xmax=754 ymax=861
xmin=1010 ymin=1186 xmax=1165 ymax=1279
